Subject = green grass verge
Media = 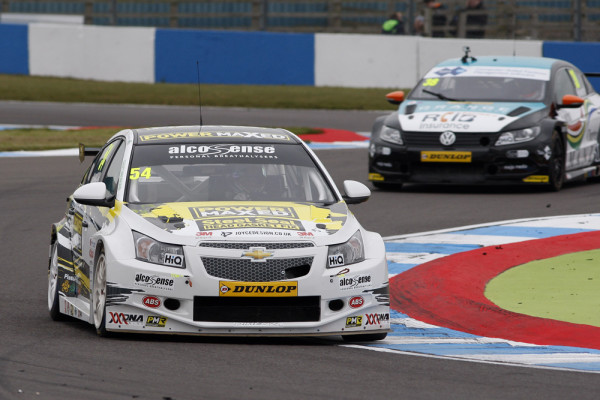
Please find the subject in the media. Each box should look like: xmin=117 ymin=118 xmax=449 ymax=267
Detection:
xmin=0 ymin=127 xmax=323 ymax=152
xmin=0 ymin=74 xmax=405 ymax=110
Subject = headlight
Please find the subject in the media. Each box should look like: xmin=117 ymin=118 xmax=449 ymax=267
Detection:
xmin=380 ymin=125 xmax=403 ymax=145
xmin=327 ymin=230 xmax=365 ymax=268
xmin=133 ymin=231 xmax=185 ymax=268
xmin=495 ymin=126 xmax=541 ymax=146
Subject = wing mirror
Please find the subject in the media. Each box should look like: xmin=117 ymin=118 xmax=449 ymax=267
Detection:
xmin=556 ymin=94 xmax=584 ymax=109
xmin=342 ymin=180 xmax=371 ymax=204
xmin=386 ymin=91 xmax=405 ymax=105
xmin=73 ymin=182 xmax=115 ymax=208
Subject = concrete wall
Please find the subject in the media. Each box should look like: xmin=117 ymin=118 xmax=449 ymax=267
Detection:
xmin=0 ymin=22 xmax=594 ymax=90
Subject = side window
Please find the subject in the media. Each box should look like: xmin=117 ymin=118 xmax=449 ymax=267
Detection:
xmin=88 ymin=141 xmax=120 ymax=184
xmin=103 ymin=142 xmax=126 ymax=196
xmin=553 ymin=69 xmax=577 ymax=104
xmin=570 ymin=68 xmax=588 ymax=97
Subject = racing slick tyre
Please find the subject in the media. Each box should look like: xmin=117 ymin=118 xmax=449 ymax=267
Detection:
xmin=548 ymin=132 xmax=565 ymax=192
xmin=342 ymin=332 xmax=388 ymax=342
xmin=93 ymin=249 xmax=110 ymax=337
xmin=48 ymin=241 xmax=65 ymax=321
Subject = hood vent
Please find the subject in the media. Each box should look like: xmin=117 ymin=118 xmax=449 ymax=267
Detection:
xmin=507 ymin=106 xmax=531 ymax=117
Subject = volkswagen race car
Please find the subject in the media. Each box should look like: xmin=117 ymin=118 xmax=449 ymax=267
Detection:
xmin=48 ymin=126 xmax=390 ymax=341
xmin=368 ymin=49 xmax=600 ymax=191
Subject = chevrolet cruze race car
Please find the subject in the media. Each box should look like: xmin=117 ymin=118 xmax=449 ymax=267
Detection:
xmin=48 ymin=126 xmax=389 ymax=341
xmin=368 ymin=50 xmax=600 ymax=190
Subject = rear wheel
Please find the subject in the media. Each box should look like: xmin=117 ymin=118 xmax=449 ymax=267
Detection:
xmin=342 ymin=332 xmax=388 ymax=342
xmin=93 ymin=250 xmax=109 ymax=337
xmin=48 ymin=241 xmax=64 ymax=321
xmin=548 ymin=132 xmax=565 ymax=192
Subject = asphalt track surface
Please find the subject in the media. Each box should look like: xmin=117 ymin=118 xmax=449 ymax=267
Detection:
xmin=2 ymin=102 xmax=600 ymax=399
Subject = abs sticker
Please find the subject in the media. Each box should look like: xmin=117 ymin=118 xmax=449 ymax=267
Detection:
xmin=349 ymin=296 xmax=364 ymax=309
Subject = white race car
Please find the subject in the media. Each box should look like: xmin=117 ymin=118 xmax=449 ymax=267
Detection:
xmin=49 ymin=126 xmax=390 ymax=340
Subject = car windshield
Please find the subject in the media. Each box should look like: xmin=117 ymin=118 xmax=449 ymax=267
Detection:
xmin=125 ymin=143 xmax=337 ymax=204
xmin=410 ymin=76 xmax=547 ymax=102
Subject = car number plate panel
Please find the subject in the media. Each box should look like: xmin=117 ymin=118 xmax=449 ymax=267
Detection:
xmin=421 ymin=151 xmax=472 ymax=163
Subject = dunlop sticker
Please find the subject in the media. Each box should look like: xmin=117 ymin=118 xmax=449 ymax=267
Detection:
xmin=421 ymin=151 xmax=472 ymax=163
xmin=219 ymin=281 xmax=298 ymax=297
xmin=523 ymin=175 xmax=549 ymax=183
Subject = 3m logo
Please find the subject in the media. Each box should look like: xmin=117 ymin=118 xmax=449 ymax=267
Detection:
xmin=219 ymin=281 xmax=298 ymax=297
xmin=108 ymin=312 xmax=143 ymax=325
xmin=421 ymin=151 xmax=472 ymax=163
xmin=346 ymin=316 xmax=362 ymax=328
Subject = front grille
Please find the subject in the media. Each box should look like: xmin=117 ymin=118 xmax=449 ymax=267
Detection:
xmin=198 ymin=242 xmax=314 ymax=249
xmin=202 ymin=257 xmax=313 ymax=281
xmin=404 ymin=131 xmax=496 ymax=147
xmin=193 ymin=296 xmax=321 ymax=322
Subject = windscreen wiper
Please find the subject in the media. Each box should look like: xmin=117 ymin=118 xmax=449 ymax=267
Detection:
xmin=422 ymin=88 xmax=461 ymax=102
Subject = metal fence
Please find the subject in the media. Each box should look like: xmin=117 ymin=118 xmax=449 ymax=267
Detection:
xmin=1 ymin=0 xmax=598 ymax=41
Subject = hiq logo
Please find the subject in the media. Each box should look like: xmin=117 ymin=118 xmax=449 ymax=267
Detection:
xmin=328 ymin=254 xmax=344 ymax=268
xmin=163 ymin=253 xmax=183 ymax=267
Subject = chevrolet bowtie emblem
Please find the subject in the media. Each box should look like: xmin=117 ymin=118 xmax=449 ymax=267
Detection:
xmin=242 ymin=247 xmax=273 ymax=262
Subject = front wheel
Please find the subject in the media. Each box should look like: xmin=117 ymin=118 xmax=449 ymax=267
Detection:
xmin=93 ymin=250 xmax=110 ymax=337
xmin=342 ymin=332 xmax=388 ymax=342
xmin=547 ymin=133 xmax=565 ymax=192
xmin=48 ymin=241 xmax=64 ymax=321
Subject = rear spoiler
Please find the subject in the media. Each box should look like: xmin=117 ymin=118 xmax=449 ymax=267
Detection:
xmin=78 ymin=143 xmax=101 ymax=163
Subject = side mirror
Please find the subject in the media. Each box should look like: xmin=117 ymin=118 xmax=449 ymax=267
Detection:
xmin=342 ymin=180 xmax=371 ymax=204
xmin=557 ymin=94 xmax=584 ymax=109
xmin=73 ymin=182 xmax=115 ymax=208
xmin=386 ymin=91 xmax=405 ymax=105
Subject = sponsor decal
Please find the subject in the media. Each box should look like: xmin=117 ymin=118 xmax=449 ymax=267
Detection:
xmin=349 ymin=296 xmax=365 ymax=309
xmin=169 ymin=144 xmax=277 ymax=160
xmin=146 ymin=315 xmax=167 ymax=327
xmin=134 ymin=273 xmax=175 ymax=291
xmin=234 ymin=230 xmax=292 ymax=237
xmin=219 ymin=281 xmax=298 ymax=297
xmin=163 ymin=253 xmax=184 ymax=267
xmin=73 ymin=213 xmax=83 ymax=235
xmin=339 ymin=275 xmax=373 ymax=291
xmin=421 ymin=151 xmax=472 ymax=163
xmin=241 ymin=247 xmax=273 ymax=262
xmin=297 ymin=232 xmax=314 ymax=237
xmin=190 ymin=205 xmax=298 ymax=219
xmin=138 ymin=131 xmax=291 ymax=142
xmin=523 ymin=175 xmax=549 ymax=183
xmin=328 ymin=254 xmax=345 ymax=268
xmin=197 ymin=217 xmax=301 ymax=231
xmin=345 ymin=316 xmax=362 ymax=328
xmin=196 ymin=231 xmax=213 ymax=237
xmin=108 ymin=312 xmax=144 ymax=325
xmin=425 ymin=66 xmax=550 ymax=81
xmin=329 ymin=267 xmax=350 ymax=283
xmin=142 ymin=296 xmax=161 ymax=308
xmin=365 ymin=313 xmax=390 ymax=325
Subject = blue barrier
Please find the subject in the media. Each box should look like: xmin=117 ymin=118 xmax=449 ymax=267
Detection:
xmin=154 ymin=29 xmax=315 ymax=85
xmin=0 ymin=24 xmax=28 ymax=75
xmin=543 ymin=41 xmax=600 ymax=90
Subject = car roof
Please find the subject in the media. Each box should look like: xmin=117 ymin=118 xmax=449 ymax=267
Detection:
xmin=131 ymin=125 xmax=302 ymax=145
xmin=434 ymin=56 xmax=562 ymax=70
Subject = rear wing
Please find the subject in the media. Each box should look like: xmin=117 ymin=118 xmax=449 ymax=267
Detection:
xmin=78 ymin=143 xmax=101 ymax=163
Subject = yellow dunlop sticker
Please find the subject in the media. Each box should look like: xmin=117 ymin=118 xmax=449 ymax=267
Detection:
xmin=219 ymin=281 xmax=298 ymax=297
xmin=523 ymin=175 xmax=549 ymax=183
xmin=421 ymin=151 xmax=472 ymax=163
xmin=368 ymin=173 xmax=384 ymax=181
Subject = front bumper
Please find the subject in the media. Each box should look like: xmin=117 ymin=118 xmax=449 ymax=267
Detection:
xmin=368 ymin=138 xmax=554 ymax=185
xmin=103 ymin=243 xmax=390 ymax=336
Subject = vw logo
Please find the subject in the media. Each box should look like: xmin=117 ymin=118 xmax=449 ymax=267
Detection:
xmin=440 ymin=131 xmax=456 ymax=146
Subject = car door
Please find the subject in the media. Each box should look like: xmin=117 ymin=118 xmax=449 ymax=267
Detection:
xmin=554 ymin=67 xmax=597 ymax=171
xmin=71 ymin=139 xmax=126 ymax=301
